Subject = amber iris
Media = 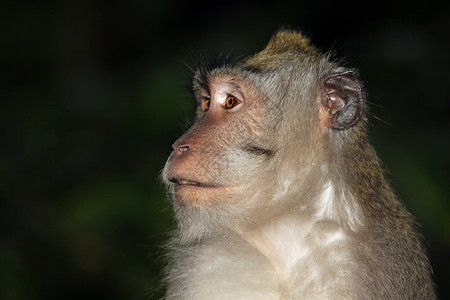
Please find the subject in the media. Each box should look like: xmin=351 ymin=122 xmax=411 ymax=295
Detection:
xmin=204 ymin=99 xmax=210 ymax=111
xmin=225 ymin=95 xmax=240 ymax=109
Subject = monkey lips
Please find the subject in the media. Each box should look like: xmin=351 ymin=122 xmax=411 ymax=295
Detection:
xmin=166 ymin=175 xmax=229 ymax=206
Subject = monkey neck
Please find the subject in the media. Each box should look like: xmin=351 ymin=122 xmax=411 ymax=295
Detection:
xmin=233 ymin=129 xmax=392 ymax=277
xmin=234 ymin=178 xmax=356 ymax=279
xmin=333 ymin=129 xmax=392 ymax=207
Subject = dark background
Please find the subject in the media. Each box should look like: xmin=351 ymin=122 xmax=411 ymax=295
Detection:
xmin=1 ymin=1 xmax=449 ymax=299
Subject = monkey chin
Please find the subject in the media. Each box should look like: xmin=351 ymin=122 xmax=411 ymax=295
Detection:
xmin=169 ymin=180 xmax=231 ymax=207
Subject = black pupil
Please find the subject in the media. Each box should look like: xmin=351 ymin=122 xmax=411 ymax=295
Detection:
xmin=228 ymin=97 xmax=234 ymax=107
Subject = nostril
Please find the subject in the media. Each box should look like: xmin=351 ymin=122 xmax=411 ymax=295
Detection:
xmin=177 ymin=145 xmax=190 ymax=153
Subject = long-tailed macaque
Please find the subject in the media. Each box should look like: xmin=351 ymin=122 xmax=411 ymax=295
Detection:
xmin=162 ymin=30 xmax=436 ymax=299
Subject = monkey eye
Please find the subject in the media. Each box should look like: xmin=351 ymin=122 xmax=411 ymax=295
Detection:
xmin=224 ymin=95 xmax=241 ymax=110
xmin=203 ymin=98 xmax=211 ymax=112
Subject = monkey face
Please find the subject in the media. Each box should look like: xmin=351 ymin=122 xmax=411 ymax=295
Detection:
xmin=163 ymin=75 xmax=273 ymax=207
xmin=163 ymin=37 xmax=364 ymax=209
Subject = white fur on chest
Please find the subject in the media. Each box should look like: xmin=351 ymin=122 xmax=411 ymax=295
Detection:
xmin=240 ymin=182 xmax=359 ymax=297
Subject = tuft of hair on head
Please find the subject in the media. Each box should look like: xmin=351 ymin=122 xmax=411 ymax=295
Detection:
xmin=241 ymin=29 xmax=320 ymax=71
xmin=263 ymin=30 xmax=318 ymax=55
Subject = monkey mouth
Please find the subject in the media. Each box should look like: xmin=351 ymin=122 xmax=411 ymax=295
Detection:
xmin=168 ymin=177 xmax=218 ymax=188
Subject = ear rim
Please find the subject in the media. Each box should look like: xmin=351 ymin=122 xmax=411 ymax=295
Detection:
xmin=320 ymin=70 xmax=364 ymax=130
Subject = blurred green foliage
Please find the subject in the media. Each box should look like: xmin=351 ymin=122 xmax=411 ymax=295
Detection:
xmin=0 ymin=1 xmax=449 ymax=299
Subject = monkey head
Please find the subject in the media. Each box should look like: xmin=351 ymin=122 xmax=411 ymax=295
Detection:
xmin=163 ymin=31 xmax=364 ymax=236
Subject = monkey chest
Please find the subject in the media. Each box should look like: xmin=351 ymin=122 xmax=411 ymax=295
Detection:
xmin=170 ymin=227 xmax=358 ymax=300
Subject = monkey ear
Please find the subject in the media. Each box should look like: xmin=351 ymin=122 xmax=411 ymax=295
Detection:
xmin=320 ymin=71 xmax=363 ymax=130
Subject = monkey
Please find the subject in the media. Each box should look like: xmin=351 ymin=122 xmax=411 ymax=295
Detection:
xmin=162 ymin=30 xmax=436 ymax=299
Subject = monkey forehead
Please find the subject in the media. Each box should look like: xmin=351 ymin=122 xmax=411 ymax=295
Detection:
xmin=193 ymin=69 xmax=261 ymax=96
xmin=192 ymin=57 xmax=325 ymax=98
xmin=206 ymin=77 xmax=243 ymax=100
xmin=209 ymin=76 xmax=243 ymax=91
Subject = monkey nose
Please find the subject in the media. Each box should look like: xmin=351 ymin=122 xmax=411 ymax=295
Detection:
xmin=174 ymin=144 xmax=190 ymax=154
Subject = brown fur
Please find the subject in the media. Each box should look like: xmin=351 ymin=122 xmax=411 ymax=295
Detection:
xmin=162 ymin=30 xmax=436 ymax=299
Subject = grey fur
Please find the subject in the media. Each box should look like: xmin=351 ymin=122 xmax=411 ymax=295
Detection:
xmin=162 ymin=30 xmax=435 ymax=299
